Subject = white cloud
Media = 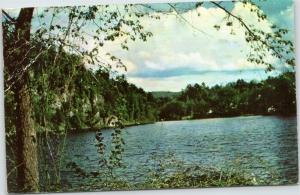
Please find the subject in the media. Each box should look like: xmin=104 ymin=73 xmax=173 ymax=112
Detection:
xmin=128 ymin=69 xmax=274 ymax=92
xmin=87 ymin=2 xmax=285 ymax=91
xmin=108 ymin=2 xmax=273 ymax=70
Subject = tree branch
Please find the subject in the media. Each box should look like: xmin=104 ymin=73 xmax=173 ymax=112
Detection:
xmin=210 ymin=1 xmax=289 ymax=64
xmin=2 ymin=10 xmax=17 ymax=23
xmin=167 ymin=3 xmax=209 ymax=36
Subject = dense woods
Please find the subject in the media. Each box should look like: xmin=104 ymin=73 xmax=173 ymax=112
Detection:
xmin=159 ymin=72 xmax=296 ymax=120
xmin=5 ymin=51 xmax=158 ymax=135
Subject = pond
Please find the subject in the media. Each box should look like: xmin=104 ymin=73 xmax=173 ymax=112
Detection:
xmin=56 ymin=115 xmax=298 ymax=189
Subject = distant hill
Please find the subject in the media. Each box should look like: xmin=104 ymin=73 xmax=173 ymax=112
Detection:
xmin=151 ymin=91 xmax=181 ymax=98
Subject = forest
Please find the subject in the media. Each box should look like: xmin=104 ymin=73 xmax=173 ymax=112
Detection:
xmin=159 ymin=72 xmax=296 ymax=121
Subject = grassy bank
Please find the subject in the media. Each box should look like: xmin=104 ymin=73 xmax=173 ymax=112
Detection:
xmin=53 ymin=152 xmax=296 ymax=193
xmin=57 ymin=164 xmax=293 ymax=192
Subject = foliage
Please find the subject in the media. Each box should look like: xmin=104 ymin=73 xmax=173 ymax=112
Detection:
xmin=159 ymin=72 xmax=296 ymax=121
xmin=159 ymin=101 xmax=186 ymax=120
xmin=59 ymin=152 xmax=287 ymax=192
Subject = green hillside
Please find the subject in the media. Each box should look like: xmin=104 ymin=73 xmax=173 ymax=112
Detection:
xmin=151 ymin=91 xmax=181 ymax=98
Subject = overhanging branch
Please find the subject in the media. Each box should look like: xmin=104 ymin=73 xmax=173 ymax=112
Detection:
xmin=2 ymin=10 xmax=17 ymax=23
xmin=210 ymin=1 xmax=289 ymax=64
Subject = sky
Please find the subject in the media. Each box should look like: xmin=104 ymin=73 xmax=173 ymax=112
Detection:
xmin=99 ymin=0 xmax=295 ymax=92
xmin=3 ymin=0 xmax=295 ymax=92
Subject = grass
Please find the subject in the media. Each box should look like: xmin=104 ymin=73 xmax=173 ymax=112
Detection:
xmin=57 ymin=165 xmax=268 ymax=192
xmin=56 ymin=153 xmax=291 ymax=192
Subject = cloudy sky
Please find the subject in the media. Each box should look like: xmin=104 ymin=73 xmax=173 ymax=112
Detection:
xmin=4 ymin=0 xmax=294 ymax=92
xmin=100 ymin=0 xmax=294 ymax=92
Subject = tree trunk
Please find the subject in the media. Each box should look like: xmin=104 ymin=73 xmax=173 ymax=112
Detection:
xmin=14 ymin=81 xmax=39 ymax=192
xmin=12 ymin=8 xmax=39 ymax=192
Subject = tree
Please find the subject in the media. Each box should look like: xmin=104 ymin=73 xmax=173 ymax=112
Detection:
xmin=3 ymin=8 xmax=39 ymax=192
xmin=2 ymin=1 xmax=295 ymax=192
xmin=160 ymin=101 xmax=186 ymax=120
xmin=3 ymin=5 xmax=152 ymax=192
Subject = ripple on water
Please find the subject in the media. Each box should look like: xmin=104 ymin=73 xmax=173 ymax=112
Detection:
xmin=54 ymin=116 xmax=298 ymax=187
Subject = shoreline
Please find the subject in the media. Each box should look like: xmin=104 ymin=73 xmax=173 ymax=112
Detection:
xmin=158 ymin=113 xmax=296 ymax=123
xmin=38 ymin=114 xmax=296 ymax=135
xmin=66 ymin=120 xmax=156 ymax=134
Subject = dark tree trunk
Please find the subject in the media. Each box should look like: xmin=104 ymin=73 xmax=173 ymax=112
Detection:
xmin=12 ymin=8 xmax=39 ymax=192
xmin=14 ymin=80 xmax=39 ymax=192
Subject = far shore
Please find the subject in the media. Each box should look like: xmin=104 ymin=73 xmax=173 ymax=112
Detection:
xmin=157 ymin=113 xmax=296 ymax=123
xmin=65 ymin=120 xmax=156 ymax=134
xmin=58 ymin=113 xmax=296 ymax=135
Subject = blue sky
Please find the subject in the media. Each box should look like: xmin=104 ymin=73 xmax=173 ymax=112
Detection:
xmin=101 ymin=0 xmax=294 ymax=92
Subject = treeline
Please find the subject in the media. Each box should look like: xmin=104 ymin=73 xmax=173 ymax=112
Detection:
xmin=5 ymin=47 xmax=157 ymax=134
xmin=158 ymin=72 xmax=296 ymax=121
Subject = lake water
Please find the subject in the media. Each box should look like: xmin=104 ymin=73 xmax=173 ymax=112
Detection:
xmin=58 ymin=115 xmax=298 ymax=189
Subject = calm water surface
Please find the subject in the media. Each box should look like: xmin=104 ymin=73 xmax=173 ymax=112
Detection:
xmin=60 ymin=116 xmax=298 ymax=187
